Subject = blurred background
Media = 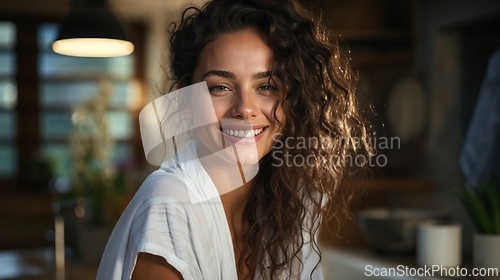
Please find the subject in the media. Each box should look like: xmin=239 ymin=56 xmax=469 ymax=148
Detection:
xmin=0 ymin=0 xmax=499 ymax=279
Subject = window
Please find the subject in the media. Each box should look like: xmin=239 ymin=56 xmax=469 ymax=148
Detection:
xmin=0 ymin=22 xmax=17 ymax=177
xmin=38 ymin=23 xmax=137 ymax=177
xmin=0 ymin=19 xmax=143 ymax=190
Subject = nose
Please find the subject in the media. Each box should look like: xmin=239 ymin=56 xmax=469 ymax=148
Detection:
xmin=230 ymin=88 xmax=258 ymax=119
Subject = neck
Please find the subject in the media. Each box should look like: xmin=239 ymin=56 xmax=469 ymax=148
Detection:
xmin=220 ymin=178 xmax=255 ymax=231
xmin=197 ymin=144 xmax=257 ymax=232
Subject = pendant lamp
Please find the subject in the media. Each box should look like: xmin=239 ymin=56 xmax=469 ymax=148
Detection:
xmin=52 ymin=0 xmax=134 ymax=57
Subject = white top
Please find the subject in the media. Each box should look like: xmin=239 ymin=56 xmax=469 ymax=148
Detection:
xmin=96 ymin=141 xmax=323 ymax=280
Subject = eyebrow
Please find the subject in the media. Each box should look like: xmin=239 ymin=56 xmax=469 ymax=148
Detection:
xmin=200 ymin=70 xmax=272 ymax=81
xmin=252 ymin=71 xmax=272 ymax=80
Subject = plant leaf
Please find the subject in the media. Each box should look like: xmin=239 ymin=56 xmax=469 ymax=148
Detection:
xmin=456 ymin=188 xmax=492 ymax=234
xmin=484 ymin=178 xmax=500 ymax=234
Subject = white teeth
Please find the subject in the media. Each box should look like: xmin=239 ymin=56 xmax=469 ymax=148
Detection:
xmin=223 ymin=128 xmax=264 ymax=138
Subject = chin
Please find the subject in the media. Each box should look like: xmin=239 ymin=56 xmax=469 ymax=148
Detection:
xmin=233 ymin=144 xmax=261 ymax=165
xmin=235 ymin=154 xmax=260 ymax=166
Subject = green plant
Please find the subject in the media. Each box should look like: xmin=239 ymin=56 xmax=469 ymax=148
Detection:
xmin=456 ymin=177 xmax=500 ymax=234
xmin=68 ymin=81 xmax=130 ymax=227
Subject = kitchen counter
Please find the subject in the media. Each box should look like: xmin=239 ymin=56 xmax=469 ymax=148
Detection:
xmin=0 ymin=247 xmax=98 ymax=280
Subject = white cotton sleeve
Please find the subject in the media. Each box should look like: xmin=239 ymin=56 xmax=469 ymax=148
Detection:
xmin=128 ymin=198 xmax=200 ymax=279
xmin=96 ymin=171 xmax=203 ymax=280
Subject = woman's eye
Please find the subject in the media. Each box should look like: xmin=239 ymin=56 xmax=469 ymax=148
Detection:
xmin=257 ymin=84 xmax=277 ymax=94
xmin=209 ymin=84 xmax=232 ymax=95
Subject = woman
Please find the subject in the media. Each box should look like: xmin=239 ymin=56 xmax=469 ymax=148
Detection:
xmin=97 ymin=0 xmax=373 ymax=279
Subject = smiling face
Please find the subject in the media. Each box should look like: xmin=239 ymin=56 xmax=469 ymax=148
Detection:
xmin=191 ymin=28 xmax=284 ymax=165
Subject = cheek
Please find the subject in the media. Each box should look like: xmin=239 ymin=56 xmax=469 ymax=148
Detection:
xmin=261 ymin=93 xmax=284 ymax=122
xmin=274 ymin=106 xmax=285 ymax=124
xmin=188 ymin=86 xmax=218 ymax=127
xmin=264 ymin=102 xmax=284 ymax=126
xmin=211 ymin=98 xmax=231 ymax=120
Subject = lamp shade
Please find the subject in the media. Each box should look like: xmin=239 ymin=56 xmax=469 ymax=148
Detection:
xmin=52 ymin=0 xmax=134 ymax=57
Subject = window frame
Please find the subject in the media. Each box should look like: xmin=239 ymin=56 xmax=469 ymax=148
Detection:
xmin=0 ymin=15 xmax=146 ymax=193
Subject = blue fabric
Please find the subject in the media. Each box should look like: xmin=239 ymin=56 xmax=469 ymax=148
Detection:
xmin=460 ymin=47 xmax=500 ymax=186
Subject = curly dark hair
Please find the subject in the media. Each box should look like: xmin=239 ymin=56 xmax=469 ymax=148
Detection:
xmin=168 ymin=0 xmax=374 ymax=278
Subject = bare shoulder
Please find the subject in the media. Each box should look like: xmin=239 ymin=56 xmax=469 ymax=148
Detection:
xmin=132 ymin=253 xmax=183 ymax=280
